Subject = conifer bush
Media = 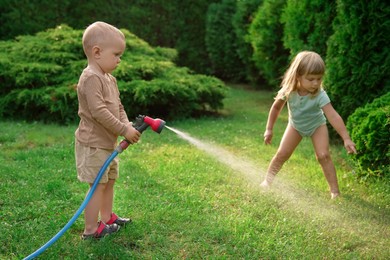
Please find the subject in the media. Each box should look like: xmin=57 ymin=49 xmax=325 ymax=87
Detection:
xmin=232 ymin=0 xmax=264 ymax=85
xmin=205 ymin=0 xmax=245 ymax=82
xmin=249 ymin=0 xmax=289 ymax=89
xmin=0 ymin=25 xmax=226 ymax=123
xmin=325 ymin=0 xmax=390 ymax=120
xmin=0 ymin=1 xmax=216 ymax=75
xmin=347 ymin=92 xmax=390 ymax=179
xmin=281 ymin=0 xmax=336 ymax=58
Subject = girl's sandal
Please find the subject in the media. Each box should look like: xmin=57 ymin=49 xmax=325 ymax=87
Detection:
xmin=81 ymin=221 xmax=120 ymax=240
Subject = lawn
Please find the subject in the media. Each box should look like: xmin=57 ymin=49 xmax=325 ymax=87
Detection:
xmin=0 ymin=85 xmax=389 ymax=259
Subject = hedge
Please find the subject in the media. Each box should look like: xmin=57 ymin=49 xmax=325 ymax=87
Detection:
xmin=281 ymin=0 xmax=336 ymax=58
xmin=205 ymin=0 xmax=246 ymax=82
xmin=347 ymin=92 xmax=390 ymax=179
xmin=325 ymin=0 xmax=390 ymax=120
xmin=249 ymin=0 xmax=289 ymax=89
xmin=0 ymin=25 xmax=226 ymax=124
xmin=232 ymin=0 xmax=265 ymax=85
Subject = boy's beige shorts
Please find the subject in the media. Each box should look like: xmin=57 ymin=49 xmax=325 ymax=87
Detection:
xmin=75 ymin=141 xmax=119 ymax=183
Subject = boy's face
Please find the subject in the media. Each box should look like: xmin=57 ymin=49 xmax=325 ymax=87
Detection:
xmin=96 ymin=37 xmax=126 ymax=74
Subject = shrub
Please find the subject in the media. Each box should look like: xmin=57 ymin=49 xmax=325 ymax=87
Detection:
xmin=249 ymin=0 xmax=289 ymax=89
xmin=281 ymin=0 xmax=336 ymax=58
xmin=118 ymin=67 xmax=226 ymax=119
xmin=347 ymin=92 xmax=390 ymax=179
xmin=0 ymin=0 xmax=217 ymax=75
xmin=232 ymin=0 xmax=265 ymax=86
xmin=325 ymin=0 xmax=390 ymax=120
xmin=0 ymin=25 xmax=227 ymax=124
xmin=0 ymin=85 xmax=79 ymax=125
xmin=205 ymin=0 xmax=246 ymax=82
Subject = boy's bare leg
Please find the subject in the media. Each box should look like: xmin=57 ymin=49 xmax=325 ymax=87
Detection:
xmin=84 ymin=183 xmax=106 ymax=234
xmin=261 ymin=125 xmax=302 ymax=186
xmin=101 ymin=179 xmax=115 ymax=223
xmin=311 ymin=125 xmax=340 ymax=198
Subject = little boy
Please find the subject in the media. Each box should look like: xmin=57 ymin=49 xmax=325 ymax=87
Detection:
xmin=75 ymin=21 xmax=141 ymax=239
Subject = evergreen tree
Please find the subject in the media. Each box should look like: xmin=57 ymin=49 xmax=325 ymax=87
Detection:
xmin=281 ymin=0 xmax=336 ymax=58
xmin=325 ymin=0 xmax=390 ymax=119
xmin=232 ymin=0 xmax=264 ymax=85
xmin=205 ymin=0 xmax=245 ymax=81
xmin=249 ymin=0 xmax=289 ymax=89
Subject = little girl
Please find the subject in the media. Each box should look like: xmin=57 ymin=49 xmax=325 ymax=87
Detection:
xmin=260 ymin=51 xmax=356 ymax=199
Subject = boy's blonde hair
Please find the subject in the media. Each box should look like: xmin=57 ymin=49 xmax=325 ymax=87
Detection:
xmin=82 ymin=21 xmax=125 ymax=57
xmin=276 ymin=51 xmax=325 ymax=100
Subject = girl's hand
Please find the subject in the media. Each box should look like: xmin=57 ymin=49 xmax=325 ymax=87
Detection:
xmin=124 ymin=124 xmax=141 ymax=144
xmin=344 ymin=139 xmax=357 ymax=154
xmin=264 ymin=129 xmax=273 ymax=145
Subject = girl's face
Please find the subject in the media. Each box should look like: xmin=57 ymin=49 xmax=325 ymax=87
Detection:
xmin=97 ymin=37 xmax=126 ymax=74
xmin=297 ymin=74 xmax=323 ymax=94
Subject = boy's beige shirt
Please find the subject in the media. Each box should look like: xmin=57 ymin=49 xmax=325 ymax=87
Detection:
xmin=75 ymin=67 xmax=130 ymax=149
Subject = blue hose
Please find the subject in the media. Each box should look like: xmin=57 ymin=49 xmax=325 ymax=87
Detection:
xmin=24 ymin=150 xmax=119 ymax=260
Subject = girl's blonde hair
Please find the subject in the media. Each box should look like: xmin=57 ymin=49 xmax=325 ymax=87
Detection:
xmin=82 ymin=21 xmax=125 ymax=57
xmin=276 ymin=51 xmax=325 ymax=100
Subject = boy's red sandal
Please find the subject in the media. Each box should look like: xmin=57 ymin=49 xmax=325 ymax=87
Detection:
xmin=106 ymin=212 xmax=132 ymax=226
xmin=81 ymin=221 xmax=120 ymax=240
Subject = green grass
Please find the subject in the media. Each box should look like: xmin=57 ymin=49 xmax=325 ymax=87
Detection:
xmin=0 ymin=85 xmax=389 ymax=259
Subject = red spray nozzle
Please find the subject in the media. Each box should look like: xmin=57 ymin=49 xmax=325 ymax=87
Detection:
xmin=133 ymin=115 xmax=166 ymax=134
xmin=143 ymin=116 xmax=166 ymax=133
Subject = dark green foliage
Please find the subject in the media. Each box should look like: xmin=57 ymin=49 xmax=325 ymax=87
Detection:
xmin=249 ymin=0 xmax=289 ymax=89
xmin=0 ymin=25 xmax=84 ymax=124
xmin=0 ymin=0 xmax=217 ymax=75
xmin=0 ymin=0 xmax=72 ymax=41
xmin=119 ymin=69 xmax=225 ymax=119
xmin=0 ymin=25 xmax=226 ymax=124
xmin=281 ymin=0 xmax=336 ymax=58
xmin=347 ymin=92 xmax=390 ymax=179
xmin=325 ymin=0 xmax=390 ymax=120
xmin=232 ymin=0 xmax=265 ymax=85
xmin=172 ymin=1 xmax=219 ymax=74
xmin=205 ymin=0 xmax=246 ymax=82
xmin=0 ymin=85 xmax=79 ymax=124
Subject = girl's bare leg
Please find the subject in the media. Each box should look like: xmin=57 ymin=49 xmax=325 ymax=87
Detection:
xmin=100 ymin=179 xmax=115 ymax=223
xmin=84 ymin=183 xmax=106 ymax=234
xmin=261 ymin=125 xmax=302 ymax=186
xmin=311 ymin=125 xmax=340 ymax=198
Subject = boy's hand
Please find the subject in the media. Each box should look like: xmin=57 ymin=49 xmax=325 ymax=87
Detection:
xmin=344 ymin=139 xmax=357 ymax=154
xmin=264 ymin=129 xmax=273 ymax=145
xmin=124 ymin=124 xmax=141 ymax=144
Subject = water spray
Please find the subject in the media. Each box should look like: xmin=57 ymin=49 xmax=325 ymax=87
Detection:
xmin=165 ymin=126 xmax=264 ymax=180
xmin=24 ymin=115 xmax=165 ymax=260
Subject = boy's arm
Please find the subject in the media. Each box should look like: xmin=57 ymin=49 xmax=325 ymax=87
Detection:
xmin=264 ymin=99 xmax=285 ymax=145
xmin=322 ymin=103 xmax=357 ymax=154
xmin=83 ymin=77 xmax=130 ymax=137
xmin=114 ymin=76 xmax=131 ymax=125
xmin=118 ymin=101 xmax=141 ymax=143
xmin=119 ymin=101 xmax=130 ymax=125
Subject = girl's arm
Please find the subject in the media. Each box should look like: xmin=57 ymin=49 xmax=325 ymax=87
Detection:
xmin=322 ymin=103 xmax=357 ymax=154
xmin=264 ymin=99 xmax=286 ymax=145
